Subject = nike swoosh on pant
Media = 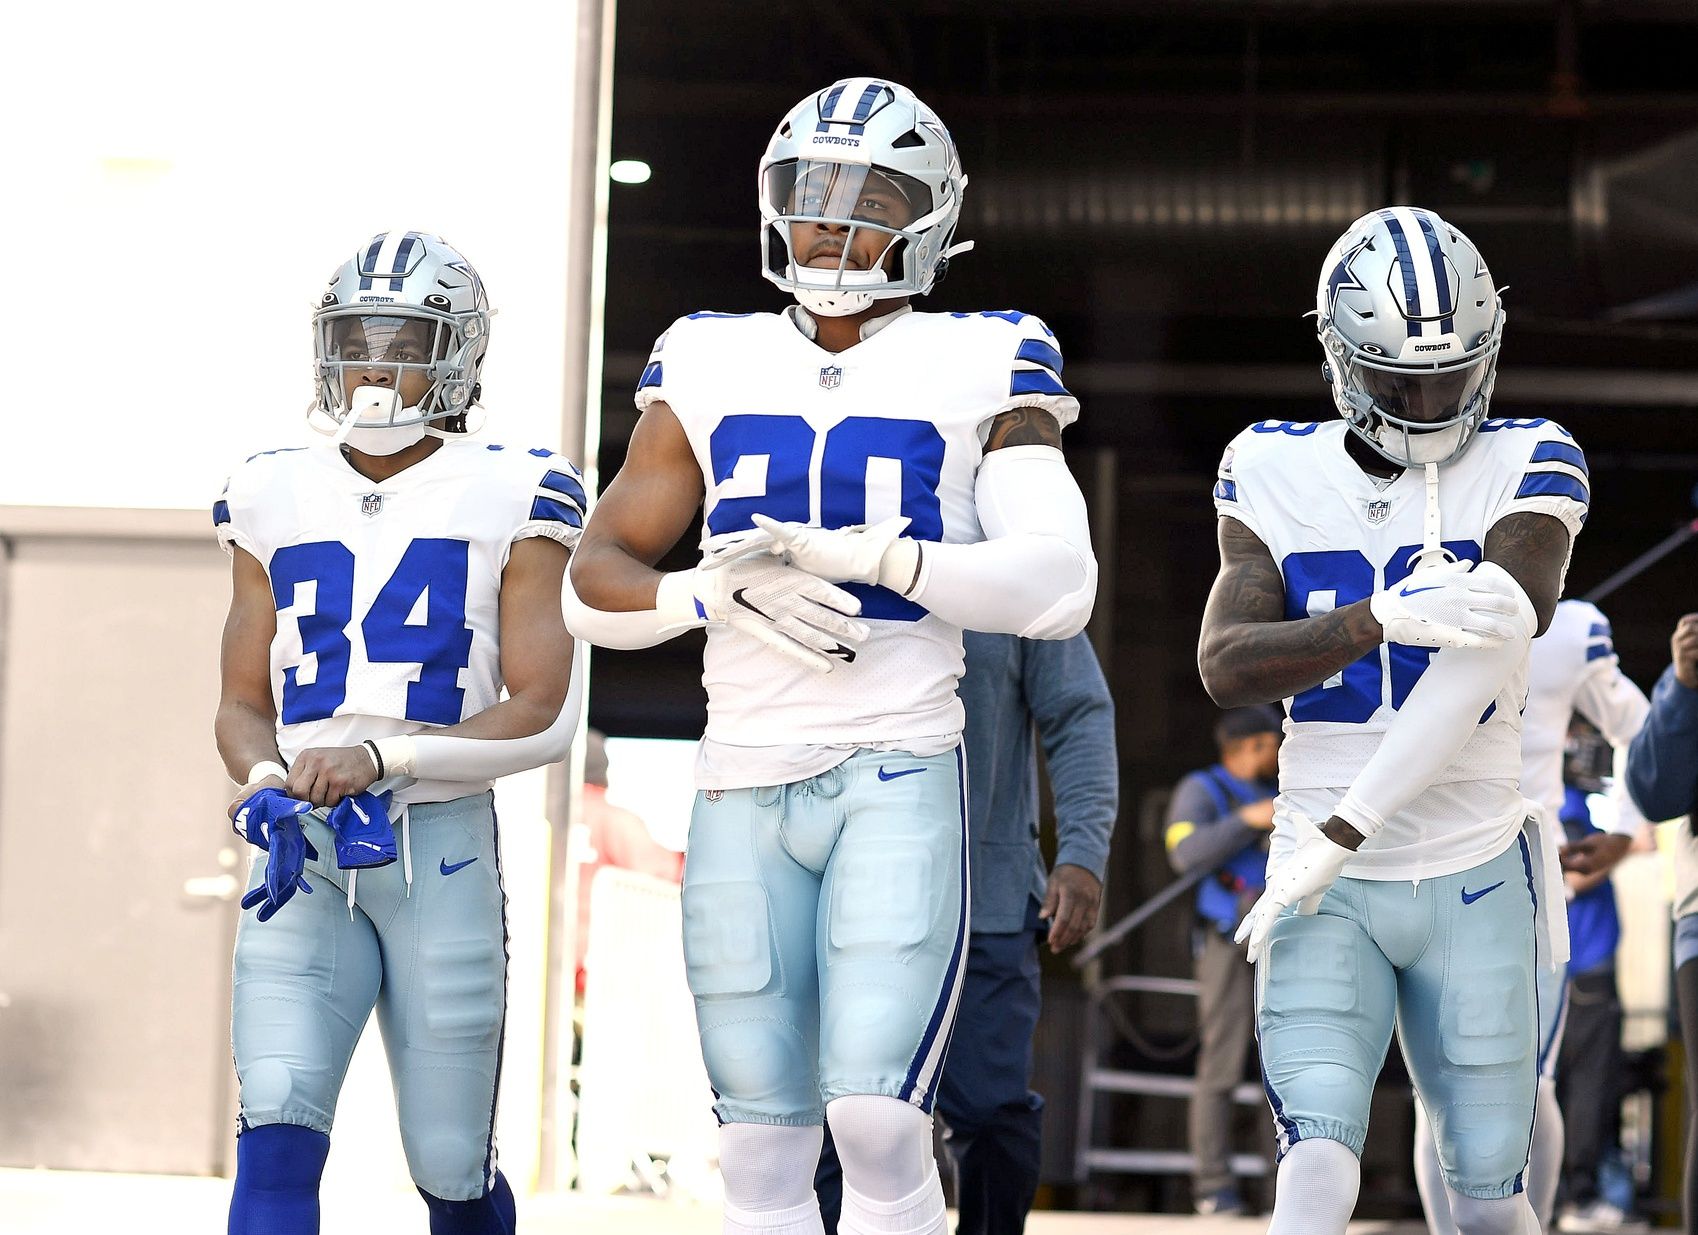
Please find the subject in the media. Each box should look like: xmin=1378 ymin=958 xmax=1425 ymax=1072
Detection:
xmin=877 ymin=767 xmax=927 ymax=781
xmin=1459 ymin=880 xmax=1504 ymax=904
xmin=440 ymin=857 xmax=479 ymax=877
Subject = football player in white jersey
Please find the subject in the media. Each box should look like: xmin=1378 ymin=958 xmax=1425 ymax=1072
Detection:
xmin=1198 ymin=207 xmax=1588 ymax=1235
xmin=1415 ymin=597 xmax=1650 ymax=1235
xmin=214 ymin=232 xmax=584 ymax=1235
xmin=566 ymin=79 xmax=1096 ymax=1235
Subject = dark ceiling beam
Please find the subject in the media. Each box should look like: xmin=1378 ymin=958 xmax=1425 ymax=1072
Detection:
xmin=616 ymin=78 xmax=1698 ymax=119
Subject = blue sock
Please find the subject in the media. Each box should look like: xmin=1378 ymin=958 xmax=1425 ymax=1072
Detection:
xmin=417 ymin=1170 xmax=517 ymax=1234
xmin=228 ymin=1123 xmax=331 ymax=1235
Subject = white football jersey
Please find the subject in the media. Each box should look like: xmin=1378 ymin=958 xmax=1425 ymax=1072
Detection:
xmin=216 ymin=438 xmax=585 ymax=804
xmin=636 ymin=306 xmax=1078 ymax=784
xmin=1523 ymin=598 xmax=1650 ymax=834
xmin=1214 ymin=416 xmax=1589 ymax=879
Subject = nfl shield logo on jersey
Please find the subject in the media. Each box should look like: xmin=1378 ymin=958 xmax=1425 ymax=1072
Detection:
xmin=361 ymin=492 xmax=384 ymax=518
xmin=818 ymin=365 xmax=843 ymax=390
xmin=1366 ymin=499 xmax=1391 ymax=525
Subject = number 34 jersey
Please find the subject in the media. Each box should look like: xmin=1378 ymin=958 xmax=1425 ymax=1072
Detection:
xmin=638 ymin=307 xmax=1078 ymax=759
xmin=215 ymin=438 xmax=585 ymax=804
xmin=1214 ymin=417 xmax=1589 ymax=879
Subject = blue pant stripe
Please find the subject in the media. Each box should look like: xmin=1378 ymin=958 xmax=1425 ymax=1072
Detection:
xmin=898 ymin=747 xmax=969 ymax=1107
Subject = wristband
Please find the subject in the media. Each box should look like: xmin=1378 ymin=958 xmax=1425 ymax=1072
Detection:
xmin=361 ymin=740 xmax=384 ymax=779
xmin=371 ymin=734 xmax=419 ymax=778
xmin=246 ymin=760 xmax=288 ymax=786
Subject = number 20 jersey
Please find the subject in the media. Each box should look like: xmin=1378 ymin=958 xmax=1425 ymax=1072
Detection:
xmin=637 ymin=307 xmax=1078 ymax=759
xmin=215 ymin=438 xmax=585 ymax=804
xmin=1213 ymin=417 xmax=1589 ymax=879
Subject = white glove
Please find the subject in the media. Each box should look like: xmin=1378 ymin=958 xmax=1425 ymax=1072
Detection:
xmin=1234 ymin=814 xmax=1356 ymax=964
xmin=1368 ymin=559 xmax=1523 ymax=650
xmin=658 ymin=553 xmax=870 ymax=673
xmin=724 ymin=514 xmax=921 ymax=591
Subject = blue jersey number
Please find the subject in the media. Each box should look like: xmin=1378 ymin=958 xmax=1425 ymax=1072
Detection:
xmin=706 ymin=413 xmax=946 ymax=621
xmin=1283 ymin=540 xmax=1483 ymax=723
xmin=270 ymin=538 xmax=474 ymax=726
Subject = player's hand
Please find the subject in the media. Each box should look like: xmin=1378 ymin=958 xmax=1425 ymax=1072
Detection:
xmin=1560 ymin=831 xmax=1632 ymax=878
xmin=1234 ymin=813 xmax=1354 ymax=964
xmin=691 ymin=554 xmax=871 ymax=673
xmin=1368 ymin=559 xmax=1521 ymax=650
xmin=1672 ymin=613 xmax=1698 ymax=690
xmin=227 ymin=773 xmax=291 ymax=824
xmin=1040 ymin=863 xmax=1102 ymax=951
xmin=287 ymin=745 xmax=381 ymax=808
xmin=746 ymin=514 xmax=917 ymax=588
xmin=240 ymin=813 xmax=318 ymax=922
xmin=230 ymin=784 xmax=311 ymax=846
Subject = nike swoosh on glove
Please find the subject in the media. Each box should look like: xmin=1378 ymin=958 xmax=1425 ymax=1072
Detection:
xmin=232 ymin=786 xmax=313 ymax=848
xmin=1369 ymin=559 xmax=1522 ymax=650
xmin=1233 ymin=814 xmax=1355 ymax=964
xmin=326 ymin=790 xmax=396 ymax=870
xmin=241 ymin=813 xmax=318 ymax=922
xmin=743 ymin=514 xmax=917 ymax=588
xmin=683 ymin=553 xmax=872 ymax=672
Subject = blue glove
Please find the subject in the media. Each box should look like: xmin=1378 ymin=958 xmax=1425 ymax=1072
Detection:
xmin=233 ymin=786 xmax=312 ymax=848
xmin=241 ymin=814 xmax=318 ymax=922
xmin=326 ymin=790 xmax=397 ymax=869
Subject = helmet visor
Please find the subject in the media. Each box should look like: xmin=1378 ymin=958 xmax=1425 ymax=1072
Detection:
xmin=763 ymin=159 xmax=933 ymax=231
xmin=1351 ymin=356 xmax=1491 ymax=426
xmin=324 ymin=314 xmax=449 ymax=366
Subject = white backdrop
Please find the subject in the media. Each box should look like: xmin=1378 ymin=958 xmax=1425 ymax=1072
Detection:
xmin=5 ymin=0 xmax=579 ymax=509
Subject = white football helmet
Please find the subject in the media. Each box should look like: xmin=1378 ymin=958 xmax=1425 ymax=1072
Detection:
xmin=758 ymin=77 xmax=972 ymax=316
xmin=311 ymin=232 xmax=492 ymax=454
xmin=1316 ymin=207 xmax=1505 ymax=467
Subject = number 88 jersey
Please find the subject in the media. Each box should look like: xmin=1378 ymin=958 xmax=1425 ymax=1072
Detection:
xmin=640 ymin=307 xmax=1078 ymax=760
xmin=216 ymin=438 xmax=585 ymax=803
xmin=1213 ymin=417 xmax=1588 ymax=879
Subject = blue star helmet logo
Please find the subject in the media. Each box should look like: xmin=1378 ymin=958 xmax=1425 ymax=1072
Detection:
xmin=1326 ymin=238 xmax=1371 ymax=316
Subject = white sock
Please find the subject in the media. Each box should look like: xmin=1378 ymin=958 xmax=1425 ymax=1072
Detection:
xmin=1414 ymin=1101 xmax=1461 ymax=1235
xmin=1266 ymin=1138 xmax=1360 ymax=1235
xmin=1449 ymin=1192 xmax=1540 ymax=1235
xmin=718 ymin=1123 xmax=825 ymax=1235
xmin=840 ymin=1173 xmax=947 ymax=1235
xmin=826 ymin=1095 xmax=946 ymax=1235
xmin=1526 ymin=1076 xmax=1563 ymax=1231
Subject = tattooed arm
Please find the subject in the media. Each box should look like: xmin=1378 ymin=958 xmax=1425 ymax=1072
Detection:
xmin=1198 ymin=516 xmax=1386 ymax=710
xmin=984 ymin=406 xmax=1064 ymax=452
xmin=1482 ymin=511 xmax=1569 ymax=636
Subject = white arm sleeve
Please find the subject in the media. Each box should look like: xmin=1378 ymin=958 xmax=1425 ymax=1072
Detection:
xmin=375 ymin=639 xmax=585 ymax=782
xmin=561 ymin=571 xmax=704 ymax=649
xmin=1334 ymin=567 xmax=1537 ymax=836
xmin=907 ymin=445 xmax=1097 ymax=639
xmin=1574 ymin=665 xmax=1653 ymax=835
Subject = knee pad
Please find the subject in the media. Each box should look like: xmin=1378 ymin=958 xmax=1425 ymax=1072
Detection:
xmin=827 ymin=1095 xmax=936 ymax=1201
xmin=229 ymin=1124 xmax=330 ymax=1235
xmin=417 ymin=1169 xmax=515 ymax=1235
xmin=405 ymin=1130 xmax=490 ymax=1202
xmin=718 ymin=1123 xmax=823 ymax=1212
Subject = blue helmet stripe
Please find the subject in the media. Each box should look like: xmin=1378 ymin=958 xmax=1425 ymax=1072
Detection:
xmin=388 ymin=232 xmax=418 ymax=292
xmin=816 ymin=83 xmax=847 ymax=132
xmin=358 ymin=232 xmax=386 ymax=292
xmin=1377 ymin=211 xmax=1423 ymax=337
xmin=1414 ymin=211 xmax=1455 ymax=334
xmin=851 ymin=83 xmax=883 ymax=122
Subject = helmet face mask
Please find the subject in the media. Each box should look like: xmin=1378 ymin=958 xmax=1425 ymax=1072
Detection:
xmin=1316 ymin=208 xmax=1504 ymax=468
xmin=758 ymin=78 xmax=970 ymax=317
xmin=312 ymin=232 xmax=491 ymax=452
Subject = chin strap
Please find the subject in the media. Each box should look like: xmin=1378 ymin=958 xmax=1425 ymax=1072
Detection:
xmin=1410 ymin=462 xmax=1457 ymax=571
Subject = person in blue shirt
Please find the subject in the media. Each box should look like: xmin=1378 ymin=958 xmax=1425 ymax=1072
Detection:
xmin=1163 ymin=705 xmax=1283 ymax=1217
xmin=1624 ymin=612 xmax=1698 ymax=1229
xmin=1554 ymin=724 xmax=1643 ymax=1231
xmin=814 ymin=630 xmax=1118 ymax=1235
